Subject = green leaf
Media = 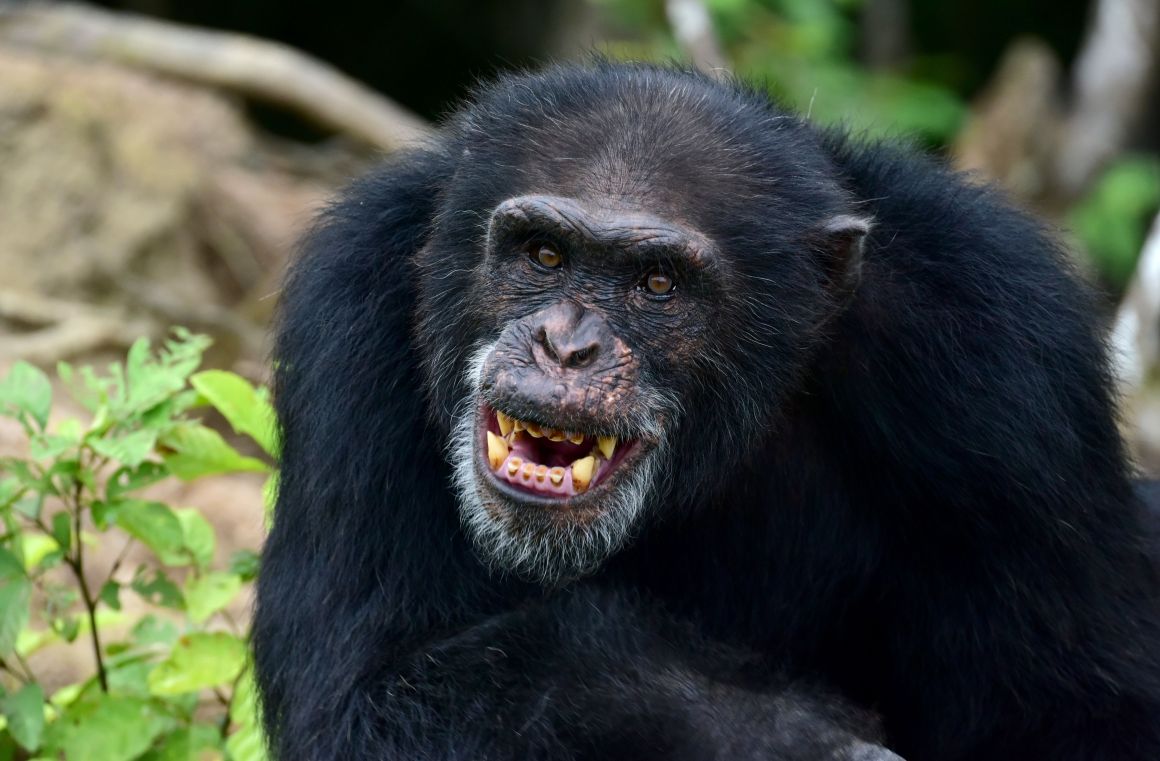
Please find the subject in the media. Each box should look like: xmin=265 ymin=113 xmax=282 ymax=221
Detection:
xmin=1 ymin=683 xmax=44 ymax=751
xmin=1070 ymin=155 xmax=1160 ymax=288
xmin=226 ymin=666 xmax=269 ymax=761
xmin=44 ymin=458 xmax=82 ymax=498
xmin=54 ymin=616 xmax=81 ymax=643
xmin=192 ymin=371 xmax=280 ymax=458
xmin=50 ymin=512 xmax=71 ymax=552
xmin=139 ymin=390 xmax=199 ymax=431
xmin=43 ymin=695 xmax=169 ymax=761
xmin=228 ymin=550 xmax=260 ymax=582
xmin=115 ymin=501 xmax=185 ymax=563
xmin=99 ymin=580 xmax=122 ymax=611
xmin=0 ymin=476 xmax=23 ymax=509
xmin=228 ymin=666 xmax=259 ymax=727
xmin=226 ymin=720 xmax=268 ymax=761
xmin=131 ymin=615 xmax=179 ymax=648
xmin=0 ymin=549 xmax=30 ymax=657
xmin=261 ymin=472 xmax=278 ymax=527
xmin=28 ymin=435 xmax=71 ymax=461
xmin=29 ymin=421 xmax=83 ymax=459
xmin=130 ymin=567 xmax=184 ymax=609
xmin=105 ymin=655 xmax=154 ymax=698
xmin=175 ymin=508 xmax=215 ymax=571
xmin=89 ymin=429 xmax=159 ymax=468
xmin=0 ymin=362 xmax=52 ymax=431
xmin=121 ymin=339 xmax=185 ymax=417
xmin=142 ymin=725 xmax=222 ymax=761
xmin=91 ymin=499 xmax=119 ymax=530
xmin=184 ymin=572 xmax=242 ymax=624
xmin=159 ymin=425 xmax=268 ymax=481
xmin=106 ymin=462 xmax=169 ymax=501
xmin=148 ymin=632 xmax=246 ymax=696
xmin=58 ymin=360 xmax=100 ymax=413
xmin=12 ymin=494 xmax=43 ymax=522
xmin=19 ymin=533 xmax=58 ymax=572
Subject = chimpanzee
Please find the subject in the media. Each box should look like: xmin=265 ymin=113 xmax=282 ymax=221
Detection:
xmin=252 ymin=62 xmax=1160 ymax=760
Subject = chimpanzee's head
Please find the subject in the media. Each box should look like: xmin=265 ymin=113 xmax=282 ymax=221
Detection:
xmin=414 ymin=65 xmax=869 ymax=582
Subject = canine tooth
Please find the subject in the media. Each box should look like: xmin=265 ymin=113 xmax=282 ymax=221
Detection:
xmin=496 ymin=411 xmax=514 ymax=436
xmin=571 ymin=456 xmax=595 ymax=491
xmin=597 ymin=436 xmax=617 ymax=460
xmin=487 ymin=432 xmax=509 ymax=470
xmin=549 ymin=467 xmax=565 ymax=485
xmin=567 ymin=431 xmax=584 ymax=445
xmin=534 ymin=464 xmax=548 ymax=482
xmin=507 ymin=457 xmax=522 ymax=476
xmin=521 ymin=462 xmax=535 ymax=479
xmin=524 ymin=423 xmax=543 ymax=438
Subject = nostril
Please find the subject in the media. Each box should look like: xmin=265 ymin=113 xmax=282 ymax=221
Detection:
xmin=537 ymin=328 xmax=561 ymax=365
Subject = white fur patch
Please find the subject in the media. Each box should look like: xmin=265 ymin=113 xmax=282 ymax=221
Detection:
xmin=447 ymin=339 xmax=671 ymax=583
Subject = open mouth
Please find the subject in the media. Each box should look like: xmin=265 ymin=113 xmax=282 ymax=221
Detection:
xmin=478 ymin=404 xmax=641 ymax=500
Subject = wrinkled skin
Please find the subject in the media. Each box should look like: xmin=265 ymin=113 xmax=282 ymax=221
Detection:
xmin=254 ymin=63 xmax=1160 ymax=761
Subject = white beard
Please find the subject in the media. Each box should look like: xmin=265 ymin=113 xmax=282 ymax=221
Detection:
xmin=447 ymin=340 xmax=669 ymax=584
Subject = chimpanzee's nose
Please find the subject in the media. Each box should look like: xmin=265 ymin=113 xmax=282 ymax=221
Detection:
xmin=533 ymin=301 xmax=607 ymax=370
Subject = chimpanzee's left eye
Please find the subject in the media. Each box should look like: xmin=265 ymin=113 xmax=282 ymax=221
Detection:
xmin=640 ymin=270 xmax=675 ymax=297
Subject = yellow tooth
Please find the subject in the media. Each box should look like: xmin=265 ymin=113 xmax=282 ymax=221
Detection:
xmin=597 ymin=436 xmax=617 ymax=460
xmin=487 ymin=432 xmax=509 ymax=471
xmin=512 ymin=419 xmax=525 ymax=433
xmin=521 ymin=462 xmax=535 ymax=479
xmin=546 ymin=428 xmax=567 ymax=442
xmin=567 ymin=431 xmax=584 ymax=445
xmin=524 ymin=423 xmax=543 ymax=438
xmin=507 ymin=457 xmax=522 ymax=476
xmin=534 ymin=464 xmax=548 ymax=482
xmin=496 ymin=411 xmax=514 ymax=436
xmin=571 ymin=456 xmax=595 ymax=492
xmin=549 ymin=467 xmax=565 ymax=485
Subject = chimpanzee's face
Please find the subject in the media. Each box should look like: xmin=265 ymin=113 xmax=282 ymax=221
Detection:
xmin=443 ymin=192 xmax=722 ymax=581
xmin=415 ymin=81 xmax=867 ymax=583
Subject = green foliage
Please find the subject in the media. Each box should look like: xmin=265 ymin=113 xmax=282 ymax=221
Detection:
xmin=0 ymin=330 xmax=274 ymax=760
xmin=1069 ymin=155 xmax=1160 ymax=290
xmin=595 ymin=0 xmax=965 ymax=143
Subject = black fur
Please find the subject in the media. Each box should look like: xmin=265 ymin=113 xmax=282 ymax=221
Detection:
xmin=254 ymin=62 xmax=1160 ymax=760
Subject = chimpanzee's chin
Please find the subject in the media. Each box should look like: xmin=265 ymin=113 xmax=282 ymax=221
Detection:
xmin=450 ymin=396 xmax=660 ymax=582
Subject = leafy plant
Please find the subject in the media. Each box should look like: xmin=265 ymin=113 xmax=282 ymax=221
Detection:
xmin=0 ymin=330 xmax=274 ymax=760
xmin=1069 ymin=155 xmax=1160 ymax=291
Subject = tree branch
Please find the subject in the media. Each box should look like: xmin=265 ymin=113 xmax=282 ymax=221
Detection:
xmin=1112 ymin=211 xmax=1160 ymax=392
xmin=1052 ymin=0 xmax=1160 ymax=202
xmin=0 ymin=2 xmax=430 ymax=152
xmin=664 ymin=0 xmax=729 ymax=77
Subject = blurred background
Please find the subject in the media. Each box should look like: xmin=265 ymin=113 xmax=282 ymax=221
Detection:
xmin=1 ymin=0 xmax=1158 ymax=394
xmin=2 ymin=0 xmax=1159 ymax=390
xmin=0 ymin=1 xmax=1157 ymax=753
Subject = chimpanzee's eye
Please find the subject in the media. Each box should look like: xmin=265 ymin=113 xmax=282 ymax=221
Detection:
xmin=530 ymin=245 xmax=562 ymax=269
xmin=641 ymin=270 xmax=675 ymax=297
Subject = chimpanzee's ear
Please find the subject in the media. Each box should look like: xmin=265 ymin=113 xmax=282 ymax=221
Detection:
xmin=816 ymin=214 xmax=872 ymax=295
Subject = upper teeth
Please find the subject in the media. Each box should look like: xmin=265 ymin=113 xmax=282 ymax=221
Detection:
xmin=486 ymin=431 xmax=509 ymax=470
xmin=597 ymin=436 xmax=616 ymax=459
